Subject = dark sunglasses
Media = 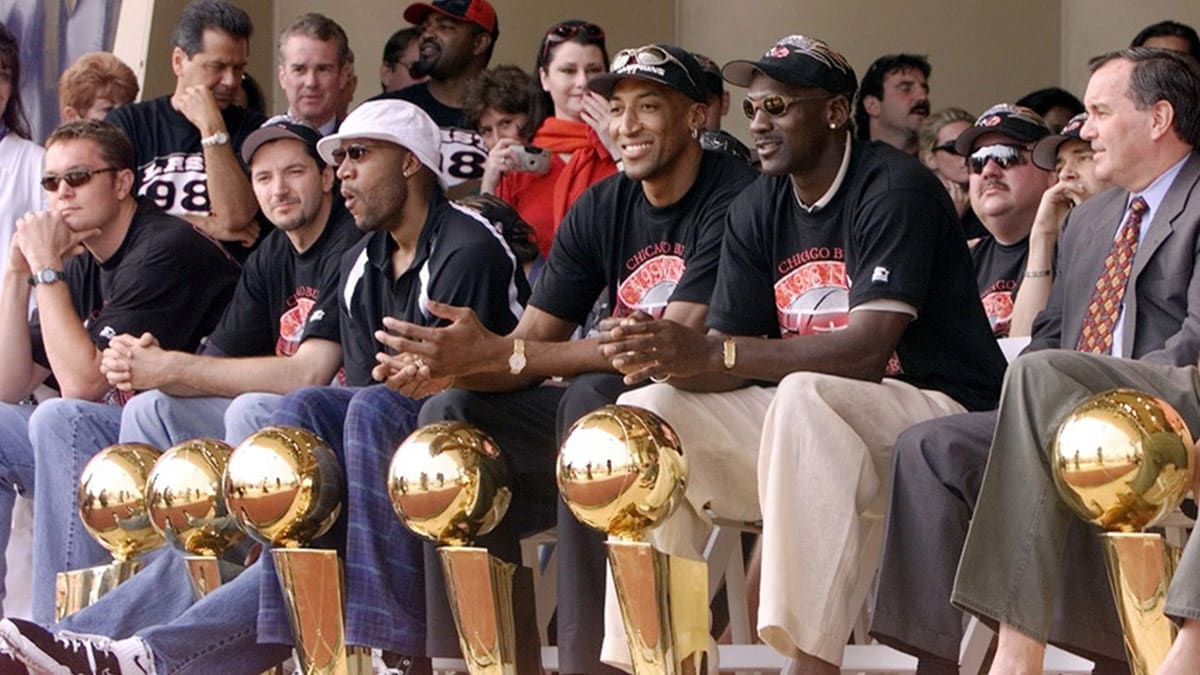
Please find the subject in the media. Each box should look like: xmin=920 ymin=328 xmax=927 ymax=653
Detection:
xmin=40 ymin=167 xmax=120 ymax=192
xmin=932 ymin=141 xmax=958 ymax=155
xmin=330 ymin=144 xmax=372 ymax=166
xmin=610 ymin=46 xmax=702 ymax=94
xmin=742 ymin=93 xmax=833 ymax=119
xmin=967 ymin=144 xmax=1029 ymax=174
xmin=541 ymin=22 xmax=606 ymax=64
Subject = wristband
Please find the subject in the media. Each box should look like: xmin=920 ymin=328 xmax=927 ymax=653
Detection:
xmin=1024 ymin=269 xmax=1051 ymax=278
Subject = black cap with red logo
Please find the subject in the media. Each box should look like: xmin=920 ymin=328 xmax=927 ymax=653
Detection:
xmin=404 ymin=0 xmax=498 ymax=38
xmin=722 ymin=35 xmax=857 ymax=98
xmin=1032 ymin=112 xmax=1089 ymax=170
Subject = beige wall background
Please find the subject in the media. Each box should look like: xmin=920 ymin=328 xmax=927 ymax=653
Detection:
xmin=127 ymin=0 xmax=1200 ymax=145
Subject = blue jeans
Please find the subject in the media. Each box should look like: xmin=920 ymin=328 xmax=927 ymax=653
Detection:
xmin=47 ymin=390 xmax=291 ymax=672
xmin=62 ymin=555 xmax=288 ymax=674
xmin=120 ymin=390 xmax=284 ymax=447
xmin=0 ymin=403 xmax=36 ymax=614
xmin=28 ymin=399 xmax=120 ymax=623
xmin=257 ymin=385 xmax=427 ymax=655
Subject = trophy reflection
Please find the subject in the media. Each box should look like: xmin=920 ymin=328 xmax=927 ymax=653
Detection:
xmin=224 ymin=425 xmax=369 ymax=675
xmin=558 ymin=405 xmax=707 ymax=675
xmin=146 ymin=438 xmax=245 ymax=598
xmin=389 ymin=421 xmax=540 ymax=675
xmin=56 ymin=443 xmax=165 ymax=620
xmin=1051 ymin=388 xmax=1196 ymax=675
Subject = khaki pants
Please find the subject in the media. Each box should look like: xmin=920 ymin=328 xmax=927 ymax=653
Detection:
xmin=600 ymin=372 xmax=963 ymax=668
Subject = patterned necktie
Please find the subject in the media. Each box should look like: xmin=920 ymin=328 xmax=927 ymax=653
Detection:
xmin=1075 ymin=196 xmax=1150 ymax=354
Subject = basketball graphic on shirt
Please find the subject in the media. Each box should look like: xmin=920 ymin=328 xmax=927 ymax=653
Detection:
xmin=616 ymin=255 xmax=686 ymax=318
xmin=981 ymin=289 xmax=1014 ymax=338
xmin=775 ymin=260 xmax=849 ymax=337
xmin=276 ymin=297 xmax=315 ymax=357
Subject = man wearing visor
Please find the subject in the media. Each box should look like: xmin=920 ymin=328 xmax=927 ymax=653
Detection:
xmin=596 ymin=35 xmax=1004 ymax=672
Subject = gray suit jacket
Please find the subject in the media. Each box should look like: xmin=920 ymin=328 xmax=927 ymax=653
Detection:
xmin=1027 ymin=151 xmax=1200 ymax=366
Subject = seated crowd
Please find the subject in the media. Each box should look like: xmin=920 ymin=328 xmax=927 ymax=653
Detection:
xmin=1 ymin=1 xmax=1200 ymax=673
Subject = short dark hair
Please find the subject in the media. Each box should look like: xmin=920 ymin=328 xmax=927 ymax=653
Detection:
xmin=463 ymin=65 xmax=533 ymax=133
xmin=382 ymin=27 xmax=422 ymax=68
xmin=46 ymin=119 xmax=137 ymax=173
xmin=278 ymin=13 xmax=350 ymax=66
xmin=1015 ymin=87 xmax=1084 ymax=119
xmin=171 ymin=0 xmax=254 ymax=57
xmin=1089 ymin=47 xmax=1200 ymax=147
xmin=0 ymin=23 xmax=32 ymax=140
xmin=853 ymin=53 xmax=931 ymax=141
xmin=1131 ymin=20 xmax=1200 ymax=62
xmin=529 ymin=20 xmax=608 ymax=133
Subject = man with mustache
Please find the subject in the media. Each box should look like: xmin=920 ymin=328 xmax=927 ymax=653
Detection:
xmin=870 ymin=47 xmax=1200 ymax=675
xmin=106 ymin=0 xmax=265 ymax=261
xmin=854 ymin=53 xmax=931 ymax=156
xmin=955 ymin=104 xmax=1054 ymax=338
xmin=594 ymin=35 xmax=1004 ymax=673
xmin=374 ymin=0 xmax=498 ymax=193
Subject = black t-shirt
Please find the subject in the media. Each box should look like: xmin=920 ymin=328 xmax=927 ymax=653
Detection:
xmin=708 ymin=142 xmax=1006 ymax=412
xmin=29 ymin=200 xmax=240 ymax=372
xmin=338 ymin=192 xmax=529 ymax=386
xmin=962 ymin=207 xmax=989 ymax=240
xmin=971 ymin=235 xmax=1029 ymax=338
xmin=372 ymin=84 xmax=488 ymax=189
xmin=531 ymin=150 xmax=757 ymax=326
xmin=204 ymin=205 xmax=361 ymax=357
xmin=107 ymin=96 xmax=266 ymax=259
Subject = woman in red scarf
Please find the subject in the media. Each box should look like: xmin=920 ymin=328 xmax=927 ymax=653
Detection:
xmin=483 ymin=21 xmax=618 ymax=258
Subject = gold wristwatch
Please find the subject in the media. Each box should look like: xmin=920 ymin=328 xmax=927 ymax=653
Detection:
xmin=723 ymin=337 xmax=736 ymax=370
xmin=508 ymin=338 xmax=527 ymax=375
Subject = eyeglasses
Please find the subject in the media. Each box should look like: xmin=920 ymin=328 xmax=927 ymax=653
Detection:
xmin=330 ymin=144 xmax=372 ymax=165
xmin=610 ymin=46 xmax=702 ymax=95
xmin=967 ymin=144 xmax=1029 ymax=174
xmin=932 ymin=141 xmax=958 ymax=155
xmin=742 ymin=93 xmax=833 ymax=119
xmin=40 ymin=167 xmax=120 ymax=192
xmin=541 ymin=22 xmax=606 ymax=64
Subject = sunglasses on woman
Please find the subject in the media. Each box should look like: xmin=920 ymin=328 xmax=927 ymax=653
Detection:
xmin=967 ymin=144 xmax=1030 ymax=174
xmin=742 ymin=93 xmax=835 ymax=119
xmin=40 ymin=167 xmax=120 ymax=192
xmin=541 ymin=22 xmax=606 ymax=64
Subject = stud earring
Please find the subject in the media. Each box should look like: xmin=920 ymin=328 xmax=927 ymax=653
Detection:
xmin=829 ymin=123 xmax=837 ymax=130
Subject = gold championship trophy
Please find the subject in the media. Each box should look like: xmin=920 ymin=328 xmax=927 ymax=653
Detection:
xmin=145 ymin=438 xmax=245 ymax=598
xmin=1051 ymin=389 xmax=1197 ymax=675
xmin=55 ymin=443 xmax=164 ymax=620
xmin=389 ymin=421 xmax=541 ymax=675
xmin=558 ymin=405 xmax=708 ymax=675
xmin=224 ymin=425 xmax=370 ymax=675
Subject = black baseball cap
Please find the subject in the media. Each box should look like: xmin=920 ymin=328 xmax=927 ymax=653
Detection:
xmin=954 ymin=104 xmax=1051 ymax=156
xmin=1032 ymin=112 xmax=1089 ymax=170
xmin=588 ymin=44 xmax=708 ymax=103
xmin=723 ymin=35 xmax=857 ymax=97
xmin=404 ymin=0 xmax=499 ymax=38
xmin=241 ymin=116 xmax=325 ymax=167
